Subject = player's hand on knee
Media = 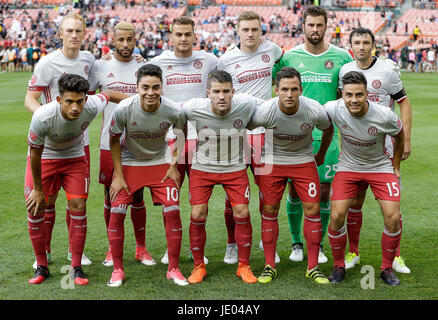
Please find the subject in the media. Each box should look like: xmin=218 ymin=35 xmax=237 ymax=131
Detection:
xmin=161 ymin=165 xmax=181 ymax=190
xmin=109 ymin=177 xmax=130 ymax=203
xmin=26 ymin=190 xmax=46 ymax=216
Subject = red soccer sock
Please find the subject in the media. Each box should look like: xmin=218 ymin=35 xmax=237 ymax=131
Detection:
xmin=108 ymin=205 xmax=127 ymax=270
xmin=328 ymin=225 xmax=347 ymax=268
xmin=163 ymin=206 xmax=183 ymax=270
xmin=304 ymin=214 xmax=322 ymax=270
xmin=224 ymin=197 xmax=236 ymax=244
xmin=130 ymin=201 xmax=146 ymax=248
xmin=189 ymin=216 xmax=206 ymax=266
xmin=346 ymin=206 xmax=363 ymax=255
xmin=234 ymin=216 xmax=253 ymax=265
xmin=104 ymin=198 xmax=111 ymax=230
xmin=43 ymin=205 xmax=56 ymax=253
xmin=66 ymin=206 xmax=71 ymax=252
xmin=396 ymin=213 xmax=403 ymax=257
xmin=68 ymin=210 xmax=87 ymax=268
xmin=381 ymin=227 xmax=401 ymax=270
xmin=261 ymin=211 xmax=279 ymax=268
xmin=28 ymin=212 xmax=47 ymax=267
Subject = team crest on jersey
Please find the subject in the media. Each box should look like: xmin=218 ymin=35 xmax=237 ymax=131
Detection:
xmin=262 ymin=54 xmax=270 ymax=63
xmin=107 ymin=73 xmax=115 ymax=78
xmin=233 ymin=119 xmax=243 ymax=129
xmin=167 ymin=65 xmax=173 ymax=70
xmin=29 ymin=130 xmax=37 ymax=141
xmin=84 ymin=65 xmax=90 ymax=75
xmin=30 ymin=75 xmax=38 ymax=86
xmin=372 ymin=79 xmax=382 ymax=89
xmin=160 ymin=122 xmax=171 ymax=130
xmin=301 ymin=123 xmax=312 ymax=131
xmin=324 ymin=60 xmax=334 ymax=69
xmin=81 ymin=122 xmax=90 ymax=131
xmin=193 ymin=60 xmax=203 ymax=69
xmin=235 ymin=64 xmax=241 ymax=69
xmin=368 ymin=126 xmax=379 ymax=136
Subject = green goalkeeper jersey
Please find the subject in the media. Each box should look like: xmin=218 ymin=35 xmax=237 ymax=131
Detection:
xmin=273 ymin=43 xmax=353 ymax=140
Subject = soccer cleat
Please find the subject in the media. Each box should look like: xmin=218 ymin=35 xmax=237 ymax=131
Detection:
xmin=188 ymin=262 xmax=207 ymax=284
xmin=135 ymin=247 xmax=156 ymax=266
xmin=289 ymin=243 xmax=304 ymax=262
xmin=102 ymin=250 xmax=114 ymax=267
xmin=33 ymin=251 xmax=52 ymax=270
xmin=189 ymin=251 xmax=209 ymax=265
xmin=329 ymin=266 xmax=346 ymax=283
xmin=318 ymin=245 xmax=328 ymax=264
xmin=392 ymin=256 xmax=411 ymax=274
xmin=257 ymin=265 xmax=277 ymax=284
xmin=380 ymin=268 xmax=400 ymax=286
xmin=236 ymin=262 xmax=258 ymax=284
xmin=29 ymin=265 xmax=50 ymax=284
xmin=258 ymin=240 xmax=281 ymax=264
xmin=345 ymin=252 xmax=360 ymax=269
xmin=73 ymin=266 xmax=89 ymax=286
xmin=306 ymin=266 xmax=329 ymax=284
xmin=224 ymin=243 xmax=238 ymax=264
xmin=108 ymin=268 xmax=125 ymax=287
xmin=161 ymin=249 xmax=169 ymax=265
xmin=67 ymin=252 xmax=92 ymax=266
xmin=167 ymin=268 xmax=189 ymax=286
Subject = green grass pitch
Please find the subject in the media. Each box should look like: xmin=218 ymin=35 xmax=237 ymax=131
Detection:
xmin=0 ymin=71 xmax=437 ymax=301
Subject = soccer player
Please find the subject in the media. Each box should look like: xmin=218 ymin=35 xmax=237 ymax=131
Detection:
xmin=273 ymin=5 xmax=353 ymax=263
xmin=326 ymin=71 xmax=404 ymax=286
xmin=181 ymin=70 xmax=262 ymax=284
xmin=88 ymin=22 xmax=150 ymax=267
xmin=24 ymin=13 xmax=95 ymax=267
xmin=148 ymin=16 xmax=218 ymax=265
xmin=338 ymin=27 xmax=413 ymax=273
xmin=107 ymin=64 xmax=188 ymax=287
xmin=25 ymin=74 xmax=126 ymax=285
xmin=216 ymin=10 xmax=284 ymax=265
xmin=248 ymin=67 xmax=334 ymax=284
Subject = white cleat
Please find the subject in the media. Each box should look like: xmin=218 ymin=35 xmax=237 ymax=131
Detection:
xmin=258 ymin=240 xmax=280 ymax=264
xmin=224 ymin=243 xmax=238 ymax=264
xmin=102 ymin=251 xmax=114 ymax=267
xmin=167 ymin=268 xmax=189 ymax=286
xmin=289 ymin=243 xmax=304 ymax=262
xmin=345 ymin=252 xmax=360 ymax=269
xmin=107 ymin=268 xmax=125 ymax=287
xmin=67 ymin=252 xmax=92 ymax=265
xmin=393 ymin=256 xmax=411 ymax=274
xmin=318 ymin=246 xmax=328 ymax=264
xmin=189 ymin=251 xmax=209 ymax=265
xmin=161 ymin=249 xmax=169 ymax=265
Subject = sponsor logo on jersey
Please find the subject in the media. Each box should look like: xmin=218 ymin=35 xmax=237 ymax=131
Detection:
xmin=233 ymin=119 xmax=243 ymax=129
xmin=107 ymin=82 xmax=137 ymax=94
xmin=262 ymin=54 xmax=270 ymax=63
xmin=275 ymin=134 xmax=306 ymax=142
xmin=301 ymin=71 xmax=332 ymax=83
xmin=236 ymin=67 xmax=271 ymax=84
xmin=368 ymin=126 xmax=379 ymax=136
xmin=324 ymin=60 xmax=334 ymax=69
xmin=129 ymin=131 xmax=166 ymax=139
xmin=193 ymin=60 xmax=203 ymax=69
xmin=343 ymin=134 xmax=376 ymax=147
xmin=300 ymin=122 xmax=312 ymax=131
xmin=166 ymin=74 xmax=202 ymax=85
xmin=372 ymin=79 xmax=382 ymax=89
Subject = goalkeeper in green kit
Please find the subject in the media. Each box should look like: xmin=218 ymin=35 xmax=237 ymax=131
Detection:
xmin=272 ymin=5 xmax=353 ymax=263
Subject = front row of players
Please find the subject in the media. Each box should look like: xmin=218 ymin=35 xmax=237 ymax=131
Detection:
xmin=25 ymin=65 xmax=404 ymax=286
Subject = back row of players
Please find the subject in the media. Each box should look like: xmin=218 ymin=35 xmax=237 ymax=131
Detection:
xmin=24 ymin=5 xmax=412 ymax=287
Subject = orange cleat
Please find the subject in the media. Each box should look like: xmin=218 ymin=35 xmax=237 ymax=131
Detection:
xmin=236 ymin=262 xmax=258 ymax=284
xmin=188 ymin=262 xmax=207 ymax=284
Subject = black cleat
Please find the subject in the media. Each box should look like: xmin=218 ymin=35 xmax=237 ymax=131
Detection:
xmin=329 ymin=266 xmax=346 ymax=283
xmin=380 ymin=268 xmax=400 ymax=286
xmin=73 ymin=266 xmax=90 ymax=286
xmin=29 ymin=265 xmax=50 ymax=284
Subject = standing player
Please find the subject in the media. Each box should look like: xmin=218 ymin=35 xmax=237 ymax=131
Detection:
xmin=326 ymin=71 xmax=404 ymax=286
xmin=25 ymin=13 xmax=94 ymax=267
xmin=216 ymin=10 xmax=284 ymax=265
xmin=25 ymin=74 xmax=126 ymax=285
xmin=273 ymin=5 xmax=353 ymax=263
xmin=248 ymin=67 xmax=334 ymax=284
xmin=107 ymin=64 xmax=188 ymax=287
xmin=88 ymin=22 xmax=151 ymax=267
xmin=338 ymin=27 xmax=412 ymax=273
xmin=148 ymin=16 xmax=218 ymax=265
xmin=181 ymin=70 xmax=261 ymax=284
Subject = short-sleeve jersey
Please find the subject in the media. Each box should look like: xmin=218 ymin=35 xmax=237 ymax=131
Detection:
xmin=339 ymin=57 xmax=406 ymax=157
xmin=28 ymin=94 xmax=108 ymax=160
xmin=88 ymin=58 xmax=146 ymax=150
xmin=273 ymin=43 xmax=353 ymax=140
xmin=109 ymin=95 xmax=181 ymax=166
xmin=324 ymin=99 xmax=403 ymax=173
xmin=181 ymin=93 xmax=262 ymax=173
xmin=27 ymin=49 xmax=96 ymax=146
xmin=148 ymin=50 xmax=218 ymax=140
xmin=248 ymin=96 xmax=331 ymax=165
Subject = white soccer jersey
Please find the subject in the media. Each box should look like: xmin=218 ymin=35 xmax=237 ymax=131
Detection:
xmin=28 ymin=94 xmax=109 ymax=160
xmin=324 ymin=99 xmax=403 ymax=173
xmin=148 ymin=50 xmax=218 ymax=140
xmin=109 ymin=95 xmax=182 ymax=166
xmin=27 ymin=49 xmax=96 ymax=146
xmin=88 ymin=58 xmax=146 ymax=150
xmin=217 ymin=40 xmax=284 ymax=134
xmin=248 ymin=96 xmax=332 ymax=165
xmin=339 ymin=57 xmax=406 ymax=157
xmin=181 ymin=93 xmax=263 ymax=173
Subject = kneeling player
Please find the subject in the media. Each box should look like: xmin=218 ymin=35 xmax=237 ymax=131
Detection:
xmin=326 ymin=71 xmax=404 ymax=286
xmin=248 ymin=67 xmax=334 ymax=284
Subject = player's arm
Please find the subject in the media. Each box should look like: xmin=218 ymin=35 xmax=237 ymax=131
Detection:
xmin=24 ymin=89 xmax=43 ymax=113
xmin=161 ymin=147 xmax=181 ymax=190
xmin=397 ymin=97 xmax=412 ymax=160
xmin=314 ymin=122 xmax=334 ymax=166
xmin=101 ymin=90 xmax=130 ymax=104
xmin=392 ymin=128 xmax=405 ymax=181
xmin=25 ymin=146 xmax=45 ymax=216
xmin=109 ymin=133 xmax=130 ymax=202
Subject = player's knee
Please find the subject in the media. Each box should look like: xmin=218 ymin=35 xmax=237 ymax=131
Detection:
xmin=47 ymin=193 xmax=58 ymax=206
xmin=262 ymin=203 xmax=280 ymax=215
xmin=68 ymin=198 xmax=87 ymax=212
xmin=302 ymin=201 xmax=319 ymax=216
xmin=232 ymin=204 xmax=250 ymax=218
xmin=191 ymin=205 xmax=208 ymax=220
xmin=384 ymin=212 xmax=401 ymax=234
xmin=330 ymin=210 xmax=346 ymax=230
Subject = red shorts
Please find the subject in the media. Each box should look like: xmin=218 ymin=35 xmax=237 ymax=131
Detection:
xmin=168 ymin=138 xmax=195 ymax=183
xmin=99 ymin=149 xmax=114 ymax=188
xmin=189 ymin=169 xmax=250 ymax=206
xmin=257 ymin=162 xmax=320 ymax=205
xmin=112 ymin=163 xmax=179 ymax=207
xmin=331 ymin=171 xmax=401 ymax=201
xmin=24 ymin=155 xmax=90 ymax=201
